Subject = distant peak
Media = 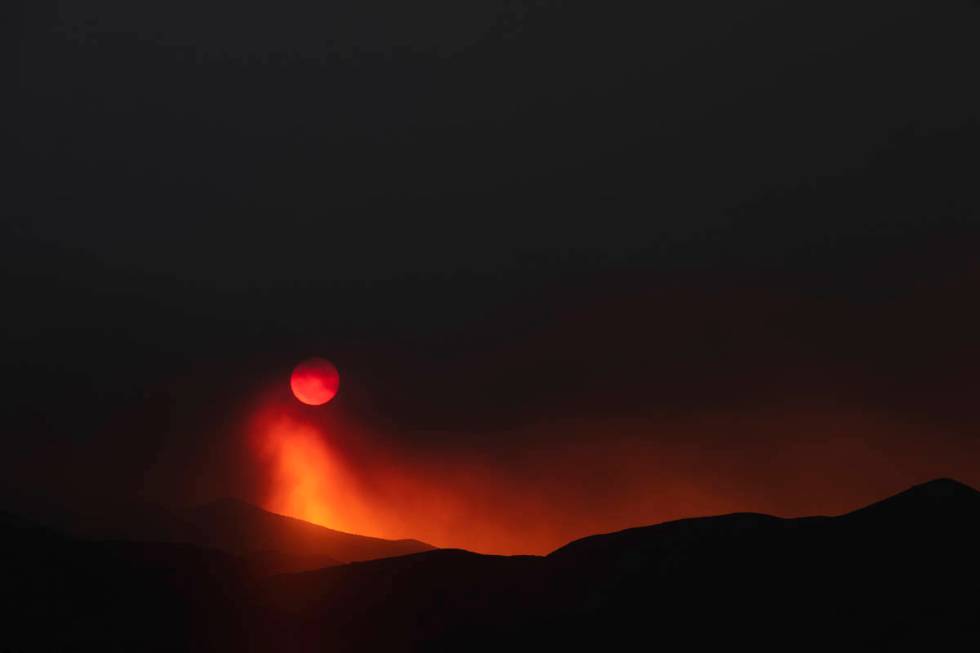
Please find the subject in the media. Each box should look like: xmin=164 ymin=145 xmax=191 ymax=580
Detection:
xmin=193 ymin=497 xmax=292 ymax=522
xmin=845 ymin=477 xmax=980 ymax=519
xmin=197 ymin=497 xmax=263 ymax=513
xmin=903 ymin=477 xmax=979 ymax=497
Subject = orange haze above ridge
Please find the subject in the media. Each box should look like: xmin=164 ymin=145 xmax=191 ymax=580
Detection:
xmin=248 ymin=398 xmax=980 ymax=555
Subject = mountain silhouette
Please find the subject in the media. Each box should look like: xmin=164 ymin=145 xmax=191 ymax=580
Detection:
xmin=3 ymin=478 xmax=976 ymax=651
xmin=1 ymin=509 xmax=256 ymax=651
xmin=259 ymin=478 xmax=980 ymax=650
xmin=0 ymin=492 xmax=433 ymax=573
xmin=187 ymin=498 xmax=434 ymax=568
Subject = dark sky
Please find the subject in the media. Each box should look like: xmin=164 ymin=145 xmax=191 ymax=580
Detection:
xmin=3 ymin=0 xmax=980 ymax=551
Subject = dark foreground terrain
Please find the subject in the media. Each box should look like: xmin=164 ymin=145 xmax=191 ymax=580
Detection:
xmin=2 ymin=478 xmax=978 ymax=651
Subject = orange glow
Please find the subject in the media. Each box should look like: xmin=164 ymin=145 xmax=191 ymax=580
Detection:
xmin=251 ymin=409 xmax=374 ymax=535
xmin=247 ymin=398 xmax=980 ymax=556
xmin=290 ymin=358 xmax=340 ymax=406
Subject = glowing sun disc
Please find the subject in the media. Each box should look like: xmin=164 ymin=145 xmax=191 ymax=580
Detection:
xmin=290 ymin=357 xmax=340 ymax=406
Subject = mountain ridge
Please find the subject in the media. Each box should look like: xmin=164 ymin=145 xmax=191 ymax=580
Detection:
xmin=2 ymin=477 xmax=978 ymax=651
xmin=257 ymin=476 xmax=980 ymax=650
xmin=189 ymin=496 xmax=434 ymax=564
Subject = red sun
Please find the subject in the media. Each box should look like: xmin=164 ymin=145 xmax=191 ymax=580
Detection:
xmin=290 ymin=357 xmax=340 ymax=406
